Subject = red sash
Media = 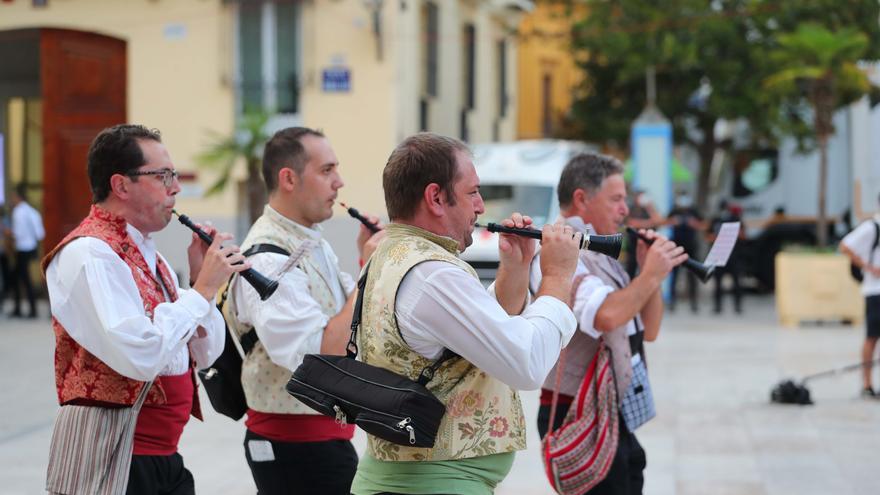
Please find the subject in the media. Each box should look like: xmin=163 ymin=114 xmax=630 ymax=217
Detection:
xmin=133 ymin=373 xmax=196 ymax=455
xmin=245 ymin=410 xmax=355 ymax=443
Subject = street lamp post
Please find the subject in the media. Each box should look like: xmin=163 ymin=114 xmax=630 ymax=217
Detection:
xmin=631 ymin=66 xmax=673 ymax=217
xmin=631 ymin=66 xmax=674 ymax=300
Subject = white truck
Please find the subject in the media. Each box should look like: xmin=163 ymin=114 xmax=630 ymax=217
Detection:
xmin=463 ymin=139 xmax=597 ymax=277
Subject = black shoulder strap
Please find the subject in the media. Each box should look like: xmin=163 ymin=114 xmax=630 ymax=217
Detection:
xmin=868 ymin=220 xmax=880 ymax=267
xmin=220 ymin=243 xmax=291 ymax=356
xmin=346 ymin=263 xmax=458 ymax=386
xmin=243 ymin=243 xmax=291 ymax=257
xmin=345 ymin=265 xmax=370 ymax=358
xmin=872 ymin=221 xmax=879 ymax=249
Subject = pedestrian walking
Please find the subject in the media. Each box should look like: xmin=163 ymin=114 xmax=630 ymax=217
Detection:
xmin=667 ymin=191 xmax=705 ymax=313
xmin=9 ymin=183 xmax=44 ymax=318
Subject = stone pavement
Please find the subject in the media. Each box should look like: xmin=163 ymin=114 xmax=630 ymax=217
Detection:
xmin=2 ymin=294 xmax=879 ymax=495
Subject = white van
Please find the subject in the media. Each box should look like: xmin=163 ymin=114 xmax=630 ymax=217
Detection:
xmin=464 ymin=139 xmax=597 ymax=276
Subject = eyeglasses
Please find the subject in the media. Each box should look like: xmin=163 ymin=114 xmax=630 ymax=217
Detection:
xmin=127 ymin=168 xmax=179 ymax=188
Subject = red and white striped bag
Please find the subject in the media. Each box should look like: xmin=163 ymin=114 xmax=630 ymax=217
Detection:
xmin=542 ymin=341 xmax=619 ymax=494
xmin=45 ymin=382 xmax=151 ymax=495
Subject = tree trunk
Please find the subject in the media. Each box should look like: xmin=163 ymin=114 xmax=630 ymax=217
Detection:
xmin=695 ymin=118 xmax=717 ymax=212
xmin=813 ymin=77 xmax=834 ymax=248
xmin=817 ymin=135 xmax=829 ymax=248
xmin=696 ymin=141 xmax=715 ymax=213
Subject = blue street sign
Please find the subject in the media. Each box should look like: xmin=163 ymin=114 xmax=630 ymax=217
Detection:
xmin=322 ymin=67 xmax=351 ymax=92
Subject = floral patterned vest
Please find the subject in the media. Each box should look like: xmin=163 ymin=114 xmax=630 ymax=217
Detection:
xmin=228 ymin=205 xmax=346 ymax=414
xmin=359 ymin=224 xmax=526 ymax=462
xmin=41 ymin=205 xmax=201 ymax=418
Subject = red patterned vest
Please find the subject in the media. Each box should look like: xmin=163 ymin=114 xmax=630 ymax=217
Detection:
xmin=42 ymin=205 xmax=202 ymax=419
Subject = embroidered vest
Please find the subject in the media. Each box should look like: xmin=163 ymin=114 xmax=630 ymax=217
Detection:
xmin=359 ymin=224 xmax=527 ymax=462
xmin=541 ymin=220 xmax=635 ymax=399
xmin=229 ymin=205 xmax=346 ymax=414
xmin=41 ymin=205 xmax=202 ymax=418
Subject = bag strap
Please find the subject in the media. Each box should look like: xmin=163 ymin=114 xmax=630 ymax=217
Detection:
xmin=345 ymin=265 xmax=369 ymax=358
xmin=244 ymin=243 xmax=292 ymax=258
xmin=132 ymin=381 xmax=153 ymax=412
xmin=547 ymin=348 xmax=568 ymax=435
xmin=547 ymin=273 xmax=586 ymax=434
xmin=416 ymin=348 xmax=459 ymax=386
xmin=869 ymin=220 xmax=880 ymax=266
xmin=217 ymin=243 xmax=291 ymax=356
xmin=346 ymin=263 xmax=458 ymax=386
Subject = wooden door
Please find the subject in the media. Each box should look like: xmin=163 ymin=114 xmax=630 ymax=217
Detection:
xmin=41 ymin=29 xmax=126 ymax=249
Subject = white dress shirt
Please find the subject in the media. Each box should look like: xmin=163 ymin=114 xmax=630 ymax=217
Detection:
xmin=46 ymin=224 xmax=224 ymax=381
xmin=396 ymin=261 xmax=577 ymax=390
xmin=11 ymin=201 xmax=44 ymax=251
xmin=232 ymin=222 xmax=355 ymax=372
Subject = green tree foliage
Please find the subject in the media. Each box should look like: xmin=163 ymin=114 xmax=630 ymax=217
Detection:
xmin=195 ymin=111 xmax=270 ymax=225
xmin=552 ymin=0 xmax=880 ymax=211
xmin=765 ymin=23 xmax=874 ymax=247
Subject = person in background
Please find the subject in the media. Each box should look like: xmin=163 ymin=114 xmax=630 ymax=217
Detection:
xmin=707 ymin=200 xmax=743 ymax=314
xmin=624 ymin=189 xmax=663 ymax=279
xmin=9 ymin=183 xmax=44 ymax=318
xmin=839 ymin=193 xmax=880 ymax=398
xmin=666 ymin=191 xmax=706 ymax=313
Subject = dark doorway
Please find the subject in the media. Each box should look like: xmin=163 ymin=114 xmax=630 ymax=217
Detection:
xmin=0 ymin=28 xmax=126 ymax=250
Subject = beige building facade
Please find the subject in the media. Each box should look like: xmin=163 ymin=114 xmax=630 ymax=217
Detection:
xmin=516 ymin=1 xmax=581 ymax=139
xmin=0 ymin=0 xmax=528 ymax=276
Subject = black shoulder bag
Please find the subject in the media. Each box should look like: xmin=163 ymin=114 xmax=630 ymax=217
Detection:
xmin=286 ymin=265 xmax=457 ymax=447
xmin=198 ymin=243 xmax=290 ymax=421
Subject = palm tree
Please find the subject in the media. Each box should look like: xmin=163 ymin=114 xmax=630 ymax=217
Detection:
xmin=195 ymin=110 xmax=270 ymax=225
xmin=764 ymin=23 xmax=873 ymax=248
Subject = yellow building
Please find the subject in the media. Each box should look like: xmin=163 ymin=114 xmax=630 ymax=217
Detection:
xmin=516 ymin=1 xmax=581 ymax=139
xmin=0 ymin=0 xmax=528 ymax=275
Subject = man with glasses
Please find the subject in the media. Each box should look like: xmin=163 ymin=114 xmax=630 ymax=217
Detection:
xmin=43 ymin=124 xmax=249 ymax=495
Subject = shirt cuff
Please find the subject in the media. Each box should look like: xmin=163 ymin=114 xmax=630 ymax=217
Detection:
xmin=176 ymin=288 xmax=214 ymax=325
xmin=486 ymin=281 xmax=530 ymax=315
xmin=525 ymin=295 xmax=578 ymax=343
xmin=578 ymin=284 xmax=614 ymax=339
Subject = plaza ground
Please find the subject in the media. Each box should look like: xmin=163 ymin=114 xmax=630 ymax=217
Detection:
xmin=2 ymin=293 xmax=878 ymax=494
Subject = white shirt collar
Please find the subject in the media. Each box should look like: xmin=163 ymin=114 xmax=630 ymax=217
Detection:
xmin=126 ymin=223 xmax=158 ymax=273
xmin=267 ymin=205 xmax=323 ymax=242
xmin=562 ymin=215 xmax=592 ymax=234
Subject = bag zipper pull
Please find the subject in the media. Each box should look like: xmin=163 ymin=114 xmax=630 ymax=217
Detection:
xmin=333 ymin=405 xmax=347 ymax=425
xmin=396 ymin=417 xmax=416 ymax=444
xmin=204 ymin=368 xmax=217 ymax=379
